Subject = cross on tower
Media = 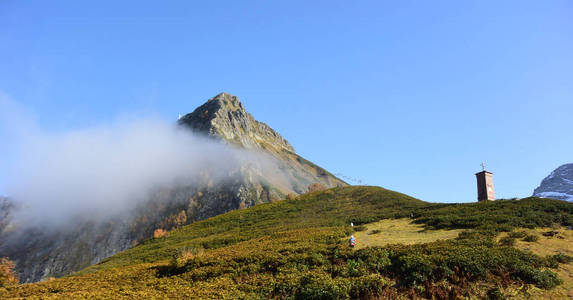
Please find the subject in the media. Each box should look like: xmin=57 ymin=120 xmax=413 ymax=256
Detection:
xmin=481 ymin=162 xmax=486 ymax=171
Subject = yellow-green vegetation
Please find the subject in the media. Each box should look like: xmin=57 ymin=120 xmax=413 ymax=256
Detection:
xmin=350 ymin=218 xmax=464 ymax=249
xmin=1 ymin=186 xmax=572 ymax=299
xmin=498 ymin=227 xmax=573 ymax=299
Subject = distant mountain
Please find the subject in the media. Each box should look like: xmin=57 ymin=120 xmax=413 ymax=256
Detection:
xmin=533 ymin=163 xmax=573 ymax=202
xmin=0 ymin=93 xmax=346 ymax=282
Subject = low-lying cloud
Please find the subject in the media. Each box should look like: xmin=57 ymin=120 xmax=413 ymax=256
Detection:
xmin=0 ymin=94 xmax=275 ymax=228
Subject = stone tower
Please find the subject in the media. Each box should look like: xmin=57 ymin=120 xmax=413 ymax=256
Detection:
xmin=475 ymin=164 xmax=495 ymax=201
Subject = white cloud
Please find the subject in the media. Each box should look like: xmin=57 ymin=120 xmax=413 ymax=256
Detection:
xmin=0 ymin=93 xmax=280 ymax=227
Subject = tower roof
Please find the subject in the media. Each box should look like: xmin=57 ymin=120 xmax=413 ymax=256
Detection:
xmin=475 ymin=170 xmax=493 ymax=176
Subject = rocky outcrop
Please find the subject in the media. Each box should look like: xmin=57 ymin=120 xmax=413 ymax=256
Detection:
xmin=1 ymin=92 xmax=346 ymax=282
xmin=179 ymin=93 xmax=294 ymax=154
xmin=533 ymin=163 xmax=573 ymax=202
xmin=178 ymin=93 xmax=346 ymax=195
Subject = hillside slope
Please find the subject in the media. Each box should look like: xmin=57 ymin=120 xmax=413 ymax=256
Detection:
xmin=0 ymin=92 xmax=346 ymax=283
xmin=78 ymin=186 xmax=426 ymax=273
xmin=2 ymin=186 xmax=572 ymax=299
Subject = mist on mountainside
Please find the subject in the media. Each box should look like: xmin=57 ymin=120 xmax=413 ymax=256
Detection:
xmin=0 ymin=95 xmax=287 ymax=230
xmin=0 ymin=92 xmax=347 ymax=283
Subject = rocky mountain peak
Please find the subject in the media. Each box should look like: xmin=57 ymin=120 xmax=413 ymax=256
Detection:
xmin=207 ymin=92 xmax=244 ymax=110
xmin=178 ymin=93 xmax=295 ymax=154
xmin=533 ymin=163 xmax=573 ymax=202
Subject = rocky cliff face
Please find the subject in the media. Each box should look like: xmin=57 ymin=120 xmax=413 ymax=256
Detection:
xmin=178 ymin=93 xmax=346 ymax=195
xmin=533 ymin=163 xmax=573 ymax=202
xmin=179 ymin=93 xmax=294 ymax=154
xmin=0 ymin=93 xmax=346 ymax=282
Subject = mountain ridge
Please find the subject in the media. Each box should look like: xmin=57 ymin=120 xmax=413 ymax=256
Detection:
xmin=533 ymin=163 xmax=573 ymax=202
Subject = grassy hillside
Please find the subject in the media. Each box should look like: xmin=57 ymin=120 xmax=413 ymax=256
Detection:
xmin=1 ymin=186 xmax=572 ymax=299
xmin=350 ymin=218 xmax=465 ymax=249
xmin=500 ymin=226 xmax=573 ymax=299
xmin=80 ymin=186 xmax=426 ymax=273
xmin=412 ymin=197 xmax=573 ymax=231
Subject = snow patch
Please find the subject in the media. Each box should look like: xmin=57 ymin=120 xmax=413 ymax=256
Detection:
xmin=536 ymin=191 xmax=573 ymax=202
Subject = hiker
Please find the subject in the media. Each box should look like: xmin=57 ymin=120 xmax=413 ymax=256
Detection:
xmin=349 ymin=235 xmax=356 ymax=248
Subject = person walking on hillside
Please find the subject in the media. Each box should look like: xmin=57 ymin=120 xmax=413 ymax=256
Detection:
xmin=349 ymin=235 xmax=356 ymax=248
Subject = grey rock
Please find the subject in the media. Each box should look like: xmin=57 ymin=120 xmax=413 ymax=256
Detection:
xmin=179 ymin=92 xmax=295 ymax=154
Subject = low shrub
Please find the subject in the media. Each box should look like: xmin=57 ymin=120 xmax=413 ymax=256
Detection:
xmin=515 ymin=266 xmax=562 ymax=289
xmin=307 ymin=183 xmax=327 ymax=194
xmin=153 ymin=228 xmax=168 ymax=238
xmin=487 ymin=287 xmax=506 ymax=300
xmin=350 ymin=217 xmax=379 ymax=226
xmin=368 ymin=229 xmax=381 ymax=235
xmin=0 ymin=257 xmax=18 ymax=287
xmin=394 ymin=253 xmax=434 ymax=286
xmin=523 ymin=234 xmax=539 ymax=242
xmin=455 ymin=230 xmax=497 ymax=246
xmin=508 ymin=231 xmax=527 ymax=239
xmin=413 ymin=197 xmax=573 ymax=231
xmin=377 ymin=232 xmax=563 ymax=290
xmin=547 ymin=253 xmax=573 ymax=268
xmin=170 ymin=247 xmax=204 ymax=268
xmin=353 ymin=225 xmax=367 ymax=232
xmin=346 ymin=259 xmax=365 ymax=277
xmin=349 ymin=274 xmax=388 ymax=299
xmin=498 ymin=236 xmax=515 ymax=246
xmin=295 ymin=273 xmax=349 ymax=300
xmin=553 ymin=253 xmax=573 ymax=264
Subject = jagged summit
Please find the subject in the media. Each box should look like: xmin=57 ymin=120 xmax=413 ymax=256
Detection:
xmin=207 ymin=92 xmax=242 ymax=105
xmin=178 ymin=93 xmax=294 ymax=154
xmin=203 ymin=92 xmax=245 ymax=113
xmin=179 ymin=92 xmax=345 ymax=192
xmin=533 ymin=163 xmax=573 ymax=202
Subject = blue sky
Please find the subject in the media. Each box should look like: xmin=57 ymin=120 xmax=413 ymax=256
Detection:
xmin=1 ymin=1 xmax=572 ymax=203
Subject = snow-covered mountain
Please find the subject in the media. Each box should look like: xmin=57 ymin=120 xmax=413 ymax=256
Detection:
xmin=533 ymin=163 xmax=573 ymax=202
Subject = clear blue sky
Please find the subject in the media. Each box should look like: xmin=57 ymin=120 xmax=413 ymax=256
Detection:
xmin=1 ymin=1 xmax=572 ymax=203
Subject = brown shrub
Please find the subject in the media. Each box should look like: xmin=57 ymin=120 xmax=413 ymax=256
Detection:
xmin=0 ymin=257 xmax=18 ymax=287
xmin=498 ymin=236 xmax=515 ymax=246
xmin=523 ymin=234 xmax=539 ymax=242
xmin=308 ymin=183 xmax=327 ymax=193
xmin=269 ymin=195 xmax=281 ymax=203
xmin=153 ymin=228 xmax=168 ymax=238
xmin=170 ymin=247 xmax=205 ymax=268
xmin=175 ymin=210 xmax=187 ymax=227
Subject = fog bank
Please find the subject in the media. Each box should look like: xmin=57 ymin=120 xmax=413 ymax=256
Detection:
xmin=1 ymin=95 xmax=276 ymax=227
